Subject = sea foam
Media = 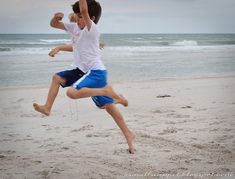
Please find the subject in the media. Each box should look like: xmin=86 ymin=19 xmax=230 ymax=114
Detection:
xmin=172 ymin=40 xmax=198 ymax=46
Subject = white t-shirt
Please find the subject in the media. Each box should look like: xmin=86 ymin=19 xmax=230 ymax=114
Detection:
xmin=64 ymin=21 xmax=105 ymax=73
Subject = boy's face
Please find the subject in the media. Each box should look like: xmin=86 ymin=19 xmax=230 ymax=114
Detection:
xmin=76 ymin=13 xmax=86 ymax=29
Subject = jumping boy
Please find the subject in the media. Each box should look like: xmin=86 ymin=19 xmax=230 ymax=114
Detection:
xmin=33 ymin=0 xmax=135 ymax=153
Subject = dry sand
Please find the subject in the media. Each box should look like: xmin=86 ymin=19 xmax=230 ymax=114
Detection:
xmin=0 ymin=77 xmax=235 ymax=179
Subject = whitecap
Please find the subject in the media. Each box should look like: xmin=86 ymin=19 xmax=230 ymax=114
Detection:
xmin=172 ymin=40 xmax=198 ymax=46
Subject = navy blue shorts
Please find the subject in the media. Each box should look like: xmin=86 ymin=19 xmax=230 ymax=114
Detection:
xmin=56 ymin=68 xmax=85 ymax=88
xmin=56 ymin=68 xmax=114 ymax=107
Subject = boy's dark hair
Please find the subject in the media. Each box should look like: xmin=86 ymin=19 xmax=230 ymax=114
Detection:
xmin=72 ymin=0 xmax=102 ymax=24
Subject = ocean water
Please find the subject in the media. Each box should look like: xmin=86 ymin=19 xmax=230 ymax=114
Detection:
xmin=0 ymin=34 xmax=235 ymax=87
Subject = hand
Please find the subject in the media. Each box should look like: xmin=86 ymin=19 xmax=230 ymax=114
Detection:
xmin=54 ymin=12 xmax=64 ymax=21
xmin=48 ymin=47 xmax=60 ymax=57
xmin=99 ymin=43 xmax=105 ymax=49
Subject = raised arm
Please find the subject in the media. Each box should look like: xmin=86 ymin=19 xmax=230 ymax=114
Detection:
xmin=79 ymin=0 xmax=92 ymax=30
xmin=50 ymin=12 xmax=66 ymax=30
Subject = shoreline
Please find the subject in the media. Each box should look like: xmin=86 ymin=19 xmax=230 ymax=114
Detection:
xmin=1 ymin=75 xmax=235 ymax=90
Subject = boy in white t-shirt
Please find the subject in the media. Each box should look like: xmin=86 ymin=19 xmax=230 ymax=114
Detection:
xmin=33 ymin=0 xmax=135 ymax=153
xmin=49 ymin=12 xmax=104 ymax=57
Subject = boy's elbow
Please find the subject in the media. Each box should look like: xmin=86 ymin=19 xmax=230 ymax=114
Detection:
xmin=80 ymin=9 xmax=88 ymax=16
xmin=80 ymin=10 xmax=88 ymax=17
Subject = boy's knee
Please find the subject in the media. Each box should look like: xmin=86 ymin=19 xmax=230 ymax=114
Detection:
xmin=105 ymin=104 xmax=113 ymax=113
xmin=66 ymin=88 xmax=77 ymax=99
xmin=52 ymin=74 xmax=62 ymax=83
xmin=53 ymin=74 xmax=66 ymax=86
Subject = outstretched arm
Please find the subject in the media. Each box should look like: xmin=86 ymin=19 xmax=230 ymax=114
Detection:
xmin=50 ymin=12 xmax=66 ymax=30
xmin=49 ymin=44 xmax=73 ymax=57
xmin=49 ymin=42 xmax=104 ymax=57
xmin=79 ymin=0 xmax=92 ymax=30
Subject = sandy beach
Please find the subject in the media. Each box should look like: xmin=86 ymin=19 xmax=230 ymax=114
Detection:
xmin=0 ymin=76 xmax=235 ymax=179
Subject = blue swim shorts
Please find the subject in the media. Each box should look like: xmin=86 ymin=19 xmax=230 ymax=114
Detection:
xmin=72 ymin=70 xmax=114 ymax=107
xmin=57 ymin=69 xmax=114 ymax=107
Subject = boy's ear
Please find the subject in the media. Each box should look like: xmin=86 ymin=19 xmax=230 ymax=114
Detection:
xmin=91 ymin=16 xmax=95 ymax=22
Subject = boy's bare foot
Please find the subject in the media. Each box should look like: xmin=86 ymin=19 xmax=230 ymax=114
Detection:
xmin=33 ymin=103 xmax=50 ymax=116
xmin=105 ymin=86 xmax=128 ymax=107
xmin=115 ymin=94 xmax=128 ymax=107
xmin=126 ymin=133 xmax=136 ymax=154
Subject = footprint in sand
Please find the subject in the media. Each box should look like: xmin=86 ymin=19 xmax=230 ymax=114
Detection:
xmin=41 ymin=125 xmax=53 ymax=131
xmin=41 ymin=124 xmax=50 ymax=127
xmin=32 ymin=160 xmax=42 ymax=164
xmin=191 ymin=144 xmax=205 ymax=149
xmin=86 ymin=133 xmax=110 ymax=138
xmin=156 ymin=94 xmax=171 ymax=98
xmin=61 ymin=147 xmax=69 ymax=150
xmin=181 ymin=106 xmax=192 ymax=109
xmin=158 ymin=127 xmax=178 ymax=135
xmin=71 ymin=125 xmax=94 ymax=132
xmin=190 ymin=158 xmax=202 ymax=162
xmin=17 ymin=98 xmax=24 ymax=102
xmin=178 ymin=167 xmax=188 ymax=171
xmin=0 ymin=155 xmax=6 ymax=159
xmin=169 ymin=154 xmax=190 ymax=161
xmin=86 ymin=132 xmax=110 ymax=138
xmin=37 ymin=170 xmax=50 ymax=178
xmin=51 ymin=167 xmax=64 ymax=174
xmin=152 ymin=109 xmax=175 ymax=114
xmin=86 ymin=134 xmax=99 ymax=137
xmin=167 ymin=113 xmax=190 ymax=118
xmin=134 ymin=114 xmax=154 ymax=119
xmin=184 ymin=158 xmax=202 ymax=164
xmin=113 ymin=148 xmax=131 ymax=155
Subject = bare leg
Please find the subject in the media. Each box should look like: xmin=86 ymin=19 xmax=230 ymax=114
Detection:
xmin=67 ymin=86 xmax=128 ymax=106
xmin=105 ymin=104 xmax=135 ymax=154
xmin=33 ymin=74 xmax=65 ymax=116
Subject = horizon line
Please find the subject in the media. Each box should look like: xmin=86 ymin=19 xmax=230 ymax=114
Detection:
xmin=1 ymin=32 xmax=235 ymax=35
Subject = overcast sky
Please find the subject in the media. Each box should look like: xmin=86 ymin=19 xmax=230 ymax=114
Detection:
xmin=0 ymin=0 xmax=235 ymax=34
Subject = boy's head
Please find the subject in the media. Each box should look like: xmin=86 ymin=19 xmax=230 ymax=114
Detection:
xmin=72 ymin=0 xmax=102 ymax=24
